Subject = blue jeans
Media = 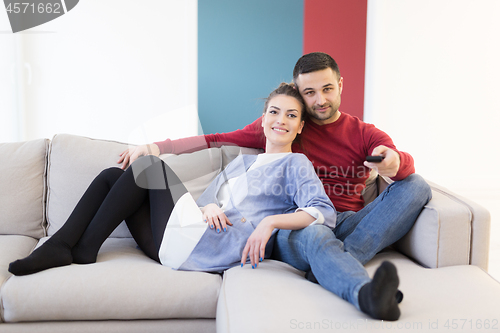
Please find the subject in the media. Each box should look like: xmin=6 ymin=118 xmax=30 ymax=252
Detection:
xmin=271 ymin=174 xmax=432 ymax=309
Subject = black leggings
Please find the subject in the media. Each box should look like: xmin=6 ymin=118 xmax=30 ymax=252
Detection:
xmin=8 ymin=155 xmax=190 ymax=276
xmin=66 ymin=155 xmax=187 ymax=263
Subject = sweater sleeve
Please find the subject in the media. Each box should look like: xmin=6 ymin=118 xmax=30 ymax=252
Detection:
xmin=392 ymin=150 xmax=415 ymax=181
xmin=154 ymin=117 xmax=265 ymax=155
xmin=364 ymin=124 xmax=415 ymax=181
xmin=295 ymin=207 xmax=324 ymax=225
xmin=291 ymin=155 xmax=337 ymax=229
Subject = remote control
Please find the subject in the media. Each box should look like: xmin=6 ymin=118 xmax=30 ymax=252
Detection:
xmin=365 ymin=155 xmax=385 ymax=163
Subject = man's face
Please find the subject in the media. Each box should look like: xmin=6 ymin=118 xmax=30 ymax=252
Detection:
xmin=295 ymin=68 xmax=343 ymax=125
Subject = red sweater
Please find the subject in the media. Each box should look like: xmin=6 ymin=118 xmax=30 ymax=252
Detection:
xmin=155 ymin=112 xmax=415 ymax=212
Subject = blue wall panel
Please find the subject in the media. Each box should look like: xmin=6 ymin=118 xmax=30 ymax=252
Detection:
xmin=198 ymin=0 xmax=303 ymax=135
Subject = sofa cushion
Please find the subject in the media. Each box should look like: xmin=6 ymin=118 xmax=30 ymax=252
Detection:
xmin=0 ymin=319 xmax=216 ymax=333
xmin=427 ymin=181 xmax=491 ymax=270
xmin=46 ymin=134 xmax=132 ymax=237
xmin=217 ymin=252 xmax=500 ymax=333
xmin=0 ymin=139 xmax=48 ymax=238
xmin=46 ymin=134 xmax=223 ymax=238
xmin=0 ymin=235 xmax=39 ymax=285
xmin=394 ymin=184 xmax=473 ymax=268
xmin=0 ymin=235 xmax=39 ymax=322
xmin=159 ymin=148 xmax=223 ymax=202
xmin=1 ymin=238 xmax=222 ymax=322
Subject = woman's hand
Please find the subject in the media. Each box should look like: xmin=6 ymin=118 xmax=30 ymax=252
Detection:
xmin=117 ymin=144 xmax=160 ymax=169
xmin=240 ymin=211 xmax=315 ymax=269
xmin=241 ymin=216 xmax=274 ymax=269
xmin=201 ymin=204 xmax=232 ymax=233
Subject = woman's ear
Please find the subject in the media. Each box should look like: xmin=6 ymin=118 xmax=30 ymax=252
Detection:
xmin=261 ymin=114 xmax=265 ymax=127
xmin=298 ymin=120 xmax=305 ymax=134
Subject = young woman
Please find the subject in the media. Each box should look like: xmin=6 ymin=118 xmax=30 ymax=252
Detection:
xmin=9 ymin=83 xmax=336 ymax=275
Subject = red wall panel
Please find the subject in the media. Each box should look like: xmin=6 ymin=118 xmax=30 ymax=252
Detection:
xmin=303 ymin=0 xmax=367 ymax=119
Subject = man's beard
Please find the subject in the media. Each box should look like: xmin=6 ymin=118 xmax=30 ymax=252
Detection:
xmin=308 ymin=103 xmax=338 ymax=121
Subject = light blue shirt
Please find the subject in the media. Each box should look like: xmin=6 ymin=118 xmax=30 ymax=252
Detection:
xmin=177 ymin=153 xmax=337 ymax=272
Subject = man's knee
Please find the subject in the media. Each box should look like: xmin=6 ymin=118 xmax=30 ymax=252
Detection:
xmin=403 ymin=174 xmax=432 ymax=205
xmin=300 ymin=224 xmax=333 ymax=238
xmin=297 ymin=224 xmax=341 ymax=252
xmin=278 ymin=224 xmax=333 ymax=244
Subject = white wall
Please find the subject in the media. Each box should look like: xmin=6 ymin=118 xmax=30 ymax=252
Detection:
xmin=0 ymin=0 xmax=198 ymax=144
xmin=0 ymin=31 xmax=18 ymax=142
xmin=365 ymin=0 xmax=500 ymax=194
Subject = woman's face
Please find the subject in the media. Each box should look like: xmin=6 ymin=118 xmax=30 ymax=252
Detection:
xmin=262 ymin=94 xmax=304 ymax=153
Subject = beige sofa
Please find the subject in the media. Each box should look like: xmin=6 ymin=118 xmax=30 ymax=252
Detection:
xmin=0 ymin=134 xmax=499 ymax=333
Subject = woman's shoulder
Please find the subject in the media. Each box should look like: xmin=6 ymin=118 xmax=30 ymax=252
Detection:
xmin=228 ymin=153 xmax=258 ymax=164
xmin=286 ymin=152 xmax=311 ymax=164
xmin=221 ymin=154 xmax=256 ymax=174
xmin=279 ymin=153 xmax=315 ymax=174
xmin=255 ymin=152 xmax=310 ymax=165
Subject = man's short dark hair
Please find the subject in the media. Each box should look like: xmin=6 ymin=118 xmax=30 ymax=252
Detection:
xmin=293 ymin=52 xmax=341 ymax=84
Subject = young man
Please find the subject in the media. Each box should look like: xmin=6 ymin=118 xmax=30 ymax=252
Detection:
xmin=119 ymin=52 xmax=432 ymax=320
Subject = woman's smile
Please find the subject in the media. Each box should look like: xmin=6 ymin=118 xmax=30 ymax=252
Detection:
xmin=272 ymin=127 xmax=288 ymax=134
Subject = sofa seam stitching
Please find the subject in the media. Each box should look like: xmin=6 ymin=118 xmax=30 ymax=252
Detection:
xmin=217 ymin=272 xmax=231 ymax=333
xmin=42 ymin=138 xmax=50 ymax=238
xmin=45 ymin=134 xmax=56 ymax=236
xmin=430 ymin=186 xmax=472 ymax=265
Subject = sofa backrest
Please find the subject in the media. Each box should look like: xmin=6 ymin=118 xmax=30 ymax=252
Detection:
xmin=46 ymin=134 xmax=261 ymax=238
xmin=46 ymin=134 xmax=133 ymax=237
xmin=0 ymin=139 xmax=48 ymax=239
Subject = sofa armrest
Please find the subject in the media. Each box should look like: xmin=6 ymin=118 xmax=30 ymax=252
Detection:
xmin=390 ymin=178 xmax=491 ymax=271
